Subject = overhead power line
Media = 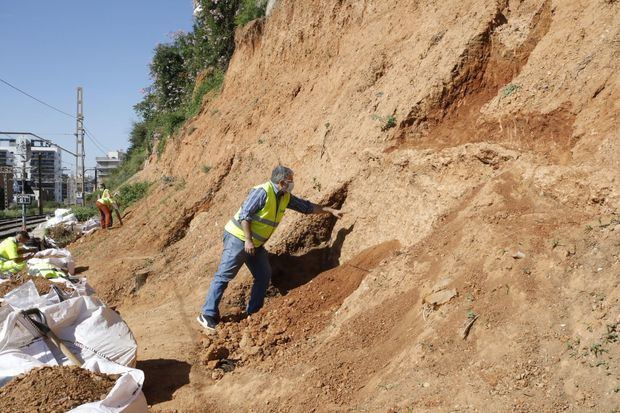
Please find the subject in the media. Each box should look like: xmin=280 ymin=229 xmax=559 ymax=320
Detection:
xmin=0 ymin=77 xmax=76 ymax=119
xmin=0 ymin=77 xmax=116 ymax=161
xmin=84 ymin=129 xmax=110 ymax=155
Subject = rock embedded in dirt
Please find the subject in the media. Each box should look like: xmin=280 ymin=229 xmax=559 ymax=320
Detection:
xmin=0 ymin=366 xmax=117 ymax=413
xmin=424 ymin=289 xmax=457 ymax=306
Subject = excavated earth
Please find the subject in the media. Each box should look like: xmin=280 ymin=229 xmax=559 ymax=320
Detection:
xmin=0 ymin=274 xmax=72 ymax=297
xmin=0 ymin=366 xmax=118 ymax=413
xmin=70 ymin=0 xmax=618 ymax=411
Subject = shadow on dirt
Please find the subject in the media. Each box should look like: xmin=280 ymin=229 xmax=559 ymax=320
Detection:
xmin=269 ymin=223 xmax=354 ymax=294
xmin=220 ymin=312 xmax=249 ymax=323
xmin=74 ymin=266 xmax=89 ymax=274
xmin=136 ymin=359 xmax=191 ymax=405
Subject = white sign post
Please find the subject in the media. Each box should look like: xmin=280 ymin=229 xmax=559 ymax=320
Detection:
xmin=16 ymin=136 xmax=31 ymax=230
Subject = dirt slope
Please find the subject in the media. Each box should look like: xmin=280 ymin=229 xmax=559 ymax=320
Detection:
xmin=71 ymin=0 xmax=619 ymax=411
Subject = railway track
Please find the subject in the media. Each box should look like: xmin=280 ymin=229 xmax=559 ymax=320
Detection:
xmin=0 ymin=215 xmax=49 ymax=238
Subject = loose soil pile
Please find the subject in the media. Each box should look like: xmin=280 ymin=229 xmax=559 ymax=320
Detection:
xmin=0 ymin=275 xmax=71 ymax=297
xmin=197 ymin=240 xmax=400 ymax=368
xmin=0 ymin=366 xmax=118 ymax=413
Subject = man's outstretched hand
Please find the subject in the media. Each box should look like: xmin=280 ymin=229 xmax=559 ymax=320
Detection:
xmin=324 ymin=207 xmax=344 ymax=219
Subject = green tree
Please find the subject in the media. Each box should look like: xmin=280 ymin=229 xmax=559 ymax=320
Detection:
xmin=110 ymin=0 xmax=268 ymax=189
xmin=151 ymin=43 xmax=189 ymax=111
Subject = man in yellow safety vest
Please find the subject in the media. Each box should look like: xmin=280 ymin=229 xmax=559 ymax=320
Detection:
xmin=96 ymin=184 xmax=123 ymax=229
xmin=197 ymin=165 xmax=343 ymax=331
xmin=0 ymin=231 xmax=34 ymax=275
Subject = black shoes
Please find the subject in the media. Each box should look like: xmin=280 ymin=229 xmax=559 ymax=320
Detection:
xmin=197 ymin=314 xmax=217 ymax=332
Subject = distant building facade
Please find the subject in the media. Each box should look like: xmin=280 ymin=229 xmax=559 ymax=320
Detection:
xmin=0 ymin=149 xmax=14 ymax=209
xmin=96 ymin=150 xmax=125 ymax=178
xmin=0 ymin=138 xmax=62 ymax=204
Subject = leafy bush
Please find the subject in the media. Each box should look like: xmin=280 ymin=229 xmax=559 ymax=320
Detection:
xmin=236 ymin=0 xmax=268 ymax=26
xmin=187 ymin=70 xmax=225 ymax=118
xmin=501 ymin=83 xmax=520 ymax=98
xmin=71 ymin=206 xmax=98 ymax=222
xmin=117 ymin=182 xmax=150 ymax=209
xmin=381 ymin=115 xmax=397 ymax=131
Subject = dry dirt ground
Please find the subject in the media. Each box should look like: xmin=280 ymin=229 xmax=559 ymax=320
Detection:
xmin=70 ymin=0 xmax=618 ymax=411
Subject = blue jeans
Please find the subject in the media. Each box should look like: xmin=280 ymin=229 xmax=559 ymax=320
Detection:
xmin=201 ymin=231 xmax=272 ymax=318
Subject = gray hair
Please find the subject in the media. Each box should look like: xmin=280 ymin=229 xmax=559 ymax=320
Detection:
xmin=271 ymin=165 xmax=293 ymax=182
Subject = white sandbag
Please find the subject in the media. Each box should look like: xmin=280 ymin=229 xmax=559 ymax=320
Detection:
xmin=0 ymin=278 xmax=94 ymax=305
xmin=62 ymin=213 xmax=78 ymax=224
xmin=1 ymin=280 xmax=59 ymax=308
xmin=45 ymin=212 xmax=78 ymax=229
xmin=0 ymin=282 xmax=138 ymax=367
xmin=0 ymin=351 xmax=148 ymax=413
xmin=68 ymin=358 xmax=148 ymax=413
xmin=28 ymin=257 xmax=75 ymax=275
xmin=33 ymin=248 xmax=72 ymax=259
xmin=30 ymin=248 xmax=75 ymax=274
xmin=44 ymin=236 xmax=59 ymax=249
xmin=0 ymin=348 xmax=45 ymax=386
xmin=44 ymin=216 xmax=63 ymax=228
xmin=81 ymin=218 xmax=100 ymax=233
xmin=54 ymin=208 xmax=71 ymax=218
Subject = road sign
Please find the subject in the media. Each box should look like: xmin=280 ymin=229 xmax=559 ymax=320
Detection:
xmin=16 ymin=136 xmax=31 ymax=163
xmin=16 ymin=194 xmax=31 ymax=205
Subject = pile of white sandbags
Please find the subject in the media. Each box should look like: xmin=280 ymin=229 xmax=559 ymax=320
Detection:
xmin=0 ymin=281 xmax=147 ymax=412
xmin=39 ymin=208 xmax=78 ymax=230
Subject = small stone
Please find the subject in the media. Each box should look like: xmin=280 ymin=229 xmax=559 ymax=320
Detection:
xmin=239 ymin=333 xmax=253 ymax=349
xmin=246 ymin=345 xmax=262 ymax=356
xmin=423 ymin=382 xmax=430 ymax=388
xmin=512 ymin=251 xmax=526 ymax=259
xmin=206 ymin=346 xmax=229 ymax=361
xmin=424 ymin=289 xmax=457 ymax=306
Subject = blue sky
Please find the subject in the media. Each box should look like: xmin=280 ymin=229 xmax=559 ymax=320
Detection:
xmin=0 ymin=1 xmax=194 ymax=170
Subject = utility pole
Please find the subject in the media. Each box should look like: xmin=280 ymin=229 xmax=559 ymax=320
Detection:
xmin=75 ymin=87 xmax=85 ymax=206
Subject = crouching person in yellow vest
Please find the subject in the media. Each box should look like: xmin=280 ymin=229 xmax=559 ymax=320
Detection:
xmin=0 ymin=231 xmax=34 ymax=275
xmin=96 ymin=186 xmax=123 ymax=229
xmin=197 ymin=165 xmax=344 ymax=332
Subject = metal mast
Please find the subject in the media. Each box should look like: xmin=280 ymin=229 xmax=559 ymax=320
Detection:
xmin=75 ymin=87 xmax=85 ymax=205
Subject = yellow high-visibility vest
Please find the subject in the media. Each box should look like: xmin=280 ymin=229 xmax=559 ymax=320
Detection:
xmin=0 ymin=237 xmax=19 ymax=260
xmin=98 ymin=189 xmax=113 ymax=206
xmin=224 ymin=182 xmax=290 ymax=247
xmin=0 ymin=237 xmax=25 ymax=274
